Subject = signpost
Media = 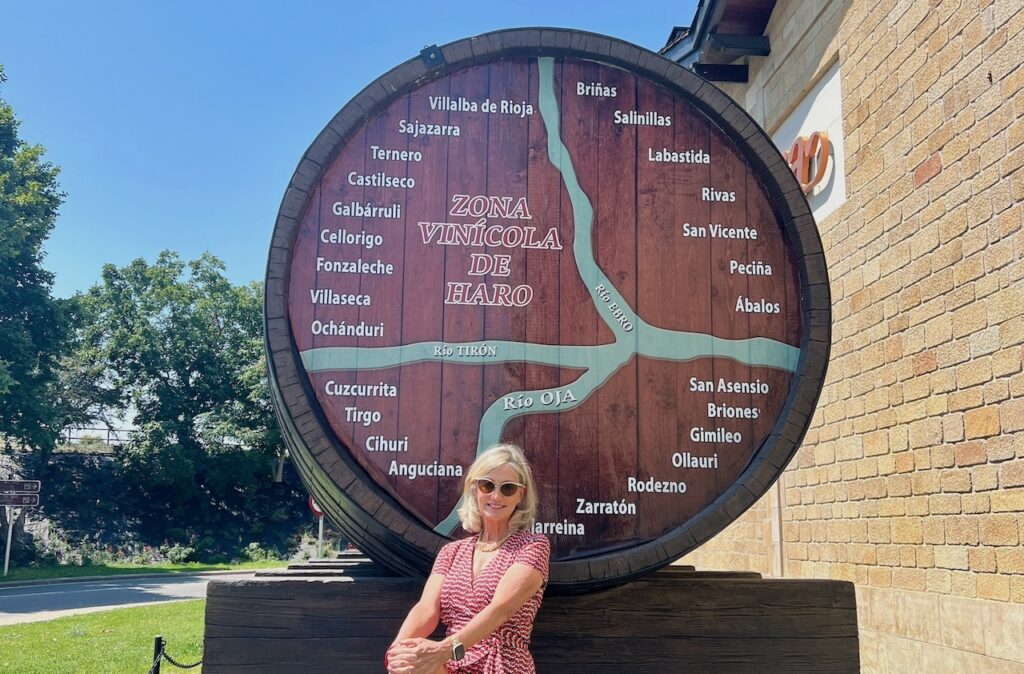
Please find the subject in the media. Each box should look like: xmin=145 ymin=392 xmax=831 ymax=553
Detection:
xmin=308 ymin=496 xmax=325 ymax=558
xmin=1 ymin=480 xmax=41 ymax=576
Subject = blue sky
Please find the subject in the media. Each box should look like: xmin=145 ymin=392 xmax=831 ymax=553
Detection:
xmin=4 ymin=1 xmax=697 ymax=297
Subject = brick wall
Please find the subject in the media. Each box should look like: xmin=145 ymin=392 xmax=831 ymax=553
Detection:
xmin=677 ymin=0 xmax=1024 ymax=669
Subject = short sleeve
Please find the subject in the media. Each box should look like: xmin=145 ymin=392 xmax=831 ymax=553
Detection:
xmin=431 ymin=540 xmax=459 ymax=576
xmin=514 ymin=535 xmax=550 ymax=580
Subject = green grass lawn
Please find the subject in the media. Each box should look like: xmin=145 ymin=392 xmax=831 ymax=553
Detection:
xmin=0 ymin=559 xmax=287 ymax=584
xmin=0 ymin=600 xmax=205 ymax=673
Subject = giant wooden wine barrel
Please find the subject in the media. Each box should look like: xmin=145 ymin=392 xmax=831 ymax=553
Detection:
xmin=265 ymin=28 xmax=831 ymax=593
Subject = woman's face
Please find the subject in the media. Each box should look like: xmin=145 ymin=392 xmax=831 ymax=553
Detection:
xmin=474 ymin=462 xmax=525 ymax=529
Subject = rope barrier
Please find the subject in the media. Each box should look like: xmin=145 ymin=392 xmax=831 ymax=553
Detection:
xmin=148 ymin=635 xmax=202 ymax=674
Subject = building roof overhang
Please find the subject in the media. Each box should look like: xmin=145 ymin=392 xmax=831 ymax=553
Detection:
xmin=660 ymin=0 xmax=777 ymax=81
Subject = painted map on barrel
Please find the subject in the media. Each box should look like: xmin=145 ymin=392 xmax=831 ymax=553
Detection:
xmin=287 ymin=57 xmax=801 ymax=560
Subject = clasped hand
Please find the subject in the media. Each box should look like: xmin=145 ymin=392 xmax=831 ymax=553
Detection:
xmin=386 ymin=637 xmax=448 ymax=674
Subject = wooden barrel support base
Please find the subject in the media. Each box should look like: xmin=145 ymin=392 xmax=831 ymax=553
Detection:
xmin=203 ymin=565 xmax=859 ymax=673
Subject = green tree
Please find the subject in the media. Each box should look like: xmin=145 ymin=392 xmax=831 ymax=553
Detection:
xmin=202 ymin=346 xmax=289 ymax=482
xmin=74 ymin=251 xmax=288 ymax=528
xmin=49 ymin=295 xmax=124 ymax=437
xmin=0 ymin=65 xmax=68 ymax=451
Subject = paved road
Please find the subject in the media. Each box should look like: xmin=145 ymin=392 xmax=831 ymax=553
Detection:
xmin=0 ymin=573 xmax=255 ymax=625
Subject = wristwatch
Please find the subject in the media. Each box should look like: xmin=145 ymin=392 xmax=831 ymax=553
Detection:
xmin=451 ymin=636 xmax=465 ymax=661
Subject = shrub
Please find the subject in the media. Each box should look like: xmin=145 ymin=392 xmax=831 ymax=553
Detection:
xmin=161 ymin=544 xmax=196 ymax=564
xmin=75 ymin=435 xmax=111 ymax=453
xmin=241 ymin=542 xmax=279 ymax=562
xmin=78 ymin=541 xmax=118 ymax=566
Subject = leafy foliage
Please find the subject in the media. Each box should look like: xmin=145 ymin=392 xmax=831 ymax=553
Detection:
xmin=49 ymin=297 xmax=124 ymax=437
xmin=69 ymin=251 xmax=298 ymax=536
xmin=0 ymin=64 xmax=68 ymax=451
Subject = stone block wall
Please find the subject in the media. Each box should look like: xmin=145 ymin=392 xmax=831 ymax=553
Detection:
xmin=678 ymin=483 xmax=780 ymax=576
xmin=677 ymin=0 xmax=1024 ymax=670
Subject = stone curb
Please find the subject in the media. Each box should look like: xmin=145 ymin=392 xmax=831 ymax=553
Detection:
xmin=0 ymin=567 xmax=287 ymax=590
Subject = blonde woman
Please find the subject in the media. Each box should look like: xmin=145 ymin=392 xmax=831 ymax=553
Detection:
xmin=386 ymin=444 xmax=550 ymax=674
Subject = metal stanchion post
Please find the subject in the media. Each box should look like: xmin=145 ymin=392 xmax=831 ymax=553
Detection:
xmin=151 ymin=635 xmax=162 ymax=674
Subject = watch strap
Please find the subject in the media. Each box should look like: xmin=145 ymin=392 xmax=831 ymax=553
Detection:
xmin=451 ymin=636 xmax=466 ymax=661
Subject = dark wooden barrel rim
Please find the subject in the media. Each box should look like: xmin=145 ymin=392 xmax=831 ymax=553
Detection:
xmin=265 ymin=27 xmax=830 ymax=592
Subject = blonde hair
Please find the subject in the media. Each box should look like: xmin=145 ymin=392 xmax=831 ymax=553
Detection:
xmin=457 ymin=443 xmax=537 ymax=534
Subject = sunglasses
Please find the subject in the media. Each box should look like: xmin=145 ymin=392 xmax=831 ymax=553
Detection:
xmin=475 ymin=478 xmax=524 ymax=497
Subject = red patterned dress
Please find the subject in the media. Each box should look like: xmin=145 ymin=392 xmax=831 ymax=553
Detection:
xmin=432 ymin=530 xmax=550 ymax=673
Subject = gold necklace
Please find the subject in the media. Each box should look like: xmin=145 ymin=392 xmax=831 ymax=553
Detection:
xmin=475 ymin=531 xmax=513 ymax=553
